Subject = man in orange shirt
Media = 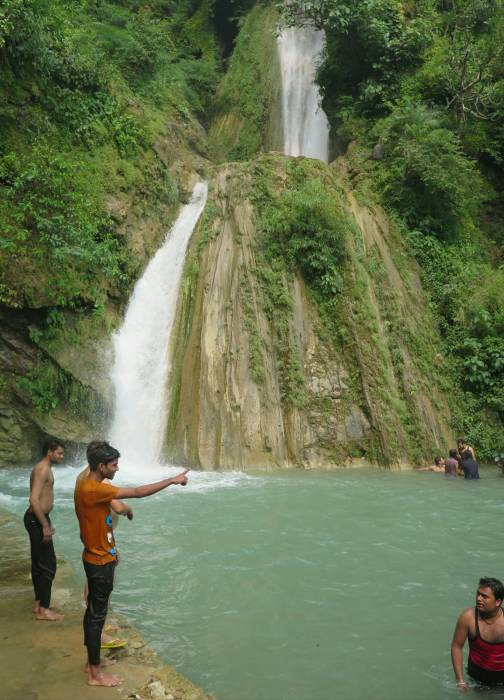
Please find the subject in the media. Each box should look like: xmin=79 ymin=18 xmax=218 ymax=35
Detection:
xmin=75 ymin=440 xmax=132 ymax=648
xmin=74 ymin=442 xmax=189 ymax=688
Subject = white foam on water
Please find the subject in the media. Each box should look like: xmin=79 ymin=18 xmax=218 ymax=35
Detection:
xmin=30 ymin=463 xmax=264 ymax=499
xmin=0 ymin=492 xmax=14 ymax=504
xmin=278 ymin=25 xmax=330 ymax=162
xmin=104 ymin=461 xmax=264 ymax=494
xmin=52 ymin=464 xmax=87 ymax=492
xmin=109 ymin=182 xmax=208 ymax=466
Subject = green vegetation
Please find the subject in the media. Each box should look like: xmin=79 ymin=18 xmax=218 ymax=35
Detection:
xmin=16 ymin=355 xmax=106 ymax=422
xmin=0 ymin=0 xmax=224 ymax=313
xmin=2 ymin=0 xmax=501 ymax=462
xmin=0 ymin=0 xmax=226 ymax=423
xmin=283 ymin=0 xmax=504 ymax=459
xmin=208 ymin=3 xmax=280 ymax=161
xmin=259 ymin=164 xmax=348 ymax=297
xmin=251 ymin=158 xmax=352 ymax=409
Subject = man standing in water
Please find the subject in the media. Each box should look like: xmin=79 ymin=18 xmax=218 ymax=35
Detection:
xmin=451 ymin=577 xmax=504 ymax=689
xmin=74 ymin=442 xmax=189 ymax=687
xmin=459 ymin=449 xmax=480 ymax=480
xmin=444 ymin=449 xmax=460 ymax=476
xmin=457 ymin=438 xmax=476 ymax=461
xmin=24 ymin=437 xmax=65 ymax=621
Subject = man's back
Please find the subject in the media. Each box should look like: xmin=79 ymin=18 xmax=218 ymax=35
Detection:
xmin=445 ymin=457 xmax=458 ymax=476
xmin=461 ymin=456 xmax=479 ymax=479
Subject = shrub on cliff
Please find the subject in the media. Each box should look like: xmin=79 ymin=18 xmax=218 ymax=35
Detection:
xmin=374 ymin=102 xmax=484 ymax=238
xmin=260 ymin=175 xmax=349 ymax=298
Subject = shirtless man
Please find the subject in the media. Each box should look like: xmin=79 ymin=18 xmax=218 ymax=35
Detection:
xmin=444 ymin=449 xmax=460 ymax=476
xmin=74 ymin=442 xmax=189 ymax=687
xmin=416 ymin=456 xmax=445 ymax=472
xmin=451 ymin=577 xmax=504 ymax=689
xmin=23 ymin=437 xmax=65 ymax=621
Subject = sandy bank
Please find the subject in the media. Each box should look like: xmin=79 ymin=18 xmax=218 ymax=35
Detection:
xmin=0 ymin=509 xmax=213 ymax=700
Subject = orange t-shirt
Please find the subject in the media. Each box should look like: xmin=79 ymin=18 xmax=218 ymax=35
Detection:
xmin=74 ymin=478 xmax=120 ymax=565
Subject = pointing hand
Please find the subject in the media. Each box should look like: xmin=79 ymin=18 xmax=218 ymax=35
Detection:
xmin=171 ymin=469 xmax=189 ymax=486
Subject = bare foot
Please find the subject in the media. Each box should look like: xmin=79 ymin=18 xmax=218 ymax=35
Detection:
xmin=35 ymin=607 xmax=64 ymax=621
xmin=87 ymin=669 xmax=122 ymax=687
xmin=32 ymin=601 xmax=40 ymax=614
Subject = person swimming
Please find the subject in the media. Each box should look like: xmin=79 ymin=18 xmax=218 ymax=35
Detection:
xmin=416 ymin=456 xmax=445 ymax=472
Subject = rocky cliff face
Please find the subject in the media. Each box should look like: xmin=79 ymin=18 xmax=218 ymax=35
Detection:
xmin=0 ymin=148 xmax=454 ymax=469
xmin=165 ymin=156 xmax=453 ymax=469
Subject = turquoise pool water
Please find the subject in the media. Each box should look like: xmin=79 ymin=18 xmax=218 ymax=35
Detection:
xmin=1 ymin=464 xmax=503 ymax=700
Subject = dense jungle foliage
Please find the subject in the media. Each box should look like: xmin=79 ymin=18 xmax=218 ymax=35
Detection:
xmin=283 ymin=0 xmax=504 ymax=459
xmin=0 ymin=0 xmax=253 ymax=311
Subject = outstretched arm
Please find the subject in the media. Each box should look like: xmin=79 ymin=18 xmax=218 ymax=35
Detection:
xmin=451 ymin=611 xmax=470 ymax=691
xmin=114 ymin=470 xmax=189 ymax=500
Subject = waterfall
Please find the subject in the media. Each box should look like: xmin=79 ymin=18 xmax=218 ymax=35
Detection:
xmin=109 ymin=182 xmax=208 ymax=465
xmin=277 ymin=26 xmax=330 ymax=162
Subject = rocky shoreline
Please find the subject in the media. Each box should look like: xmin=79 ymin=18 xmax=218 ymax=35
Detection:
xmin=0 ymin=509 xmax=213 ymax=700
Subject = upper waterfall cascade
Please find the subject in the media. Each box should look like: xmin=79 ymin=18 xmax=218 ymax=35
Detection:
xmin=278 ymin=26 xmax=330 ymax=163
xmin=109 ymin=182 xmax=208 ymax=465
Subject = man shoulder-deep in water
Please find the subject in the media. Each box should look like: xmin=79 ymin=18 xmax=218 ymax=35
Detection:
xmin=451 ymin=577 xmax=504 ymax=689
xmin=74 ymin=442 xmax=189 ymax=687
xmin=416 ymin=456 xmax=445 ymax=472
xmin=24 ymin=437 xmax=65 ymax=621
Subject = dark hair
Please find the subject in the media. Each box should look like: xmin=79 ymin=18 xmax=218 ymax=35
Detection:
xmin=88 ymin=444 xmax=120 ymax=471
xmin=457 ymin=438 xmax=466 ymax=446
xmin=462 ymin=449 xmax=472 ymax=460
xmin=86 ymin=440 xmax=110 ymax=462
xmin=434 ymin=456 xmax=442 ymax=466
xmin=42 ymin=437 xmax=65 ymax=456
xmin=449 ymin=448 xmax=458 ymax=458
xmin=479 ymin=578 xmax=504 ymax=602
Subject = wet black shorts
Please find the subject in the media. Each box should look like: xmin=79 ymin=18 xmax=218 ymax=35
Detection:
xmin=468 ymin=658 xmax=504 ymax=686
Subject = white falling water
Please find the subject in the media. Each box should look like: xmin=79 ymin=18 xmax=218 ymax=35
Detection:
xmin=109 ymin=182 xmax=208 ymax=465
xmin=277 ymin=26 xmax=330 ymax=162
